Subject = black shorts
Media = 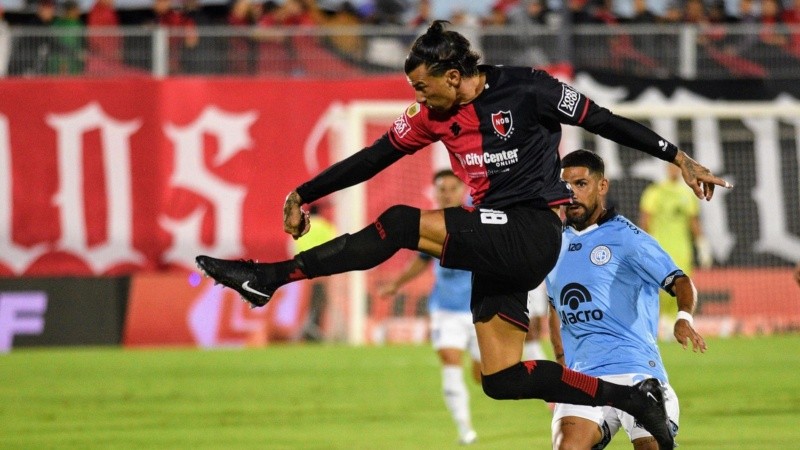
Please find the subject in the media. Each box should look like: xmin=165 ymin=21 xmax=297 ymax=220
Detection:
xmin=440 ymin=204 xmax=562 ymax=331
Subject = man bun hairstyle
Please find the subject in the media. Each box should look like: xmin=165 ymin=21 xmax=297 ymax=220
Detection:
xmin=404 ymin=20 xmax=481 ymax=77
xmin=561 ymin=149 xmax=605 ymax=176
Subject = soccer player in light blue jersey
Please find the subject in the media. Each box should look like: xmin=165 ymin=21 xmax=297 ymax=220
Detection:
xmin=546 ymin=150 xmax=707 ymax=450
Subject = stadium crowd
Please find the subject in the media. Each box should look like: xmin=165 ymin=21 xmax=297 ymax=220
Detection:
xmin=4 ymin=0 xmax=800 ymax=76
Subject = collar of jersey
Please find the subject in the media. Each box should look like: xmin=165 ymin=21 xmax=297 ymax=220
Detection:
xmin=567 ymin=207 xmax=619 ymax=236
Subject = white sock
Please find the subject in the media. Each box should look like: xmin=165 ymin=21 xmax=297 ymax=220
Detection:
xmin=522 ymin=339 xmax=546 ymax=361
xmin=442 ymin=365 xmax=473 ymax=437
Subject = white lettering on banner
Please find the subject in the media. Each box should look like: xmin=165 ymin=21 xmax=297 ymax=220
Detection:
xmin=0 ymin=115 xmax=47 ymax=274
xmin=47 ymin=102 xmax=145 ymax=273
xmin=0 ymin=292 xmax=47 ymax=352
xmin=743 ymin=116 xmax=800 ymax=261
xmin=160 ymin=106 xmax=256 ymax=267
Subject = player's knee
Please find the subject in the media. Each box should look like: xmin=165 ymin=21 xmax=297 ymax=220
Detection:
xmin=375 ymin=205 xmax=420 ymax=250
xmin=481 ymin=364 xmax=523 ymax=400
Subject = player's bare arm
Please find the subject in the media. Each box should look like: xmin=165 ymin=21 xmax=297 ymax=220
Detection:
xmin=283 ymin=191 xmax=309 ymax=240
xmin=672 ymin=150 xmax=732 ymax=201
xmin=672 ymin=276 xmax=707 ymax=353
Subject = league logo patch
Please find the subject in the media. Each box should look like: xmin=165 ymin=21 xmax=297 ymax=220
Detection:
xmin=491 ymin=110 xmax=513 ymax=140
xmin=558 ymin=84 xmax=581 ymax=117
xmin=393 ymin=114 xmax=411 ymax=138
xmin=406 ymin=102 xmax=420 ymax=117
xmin=590 ymin=245 xmax=611 ymax=266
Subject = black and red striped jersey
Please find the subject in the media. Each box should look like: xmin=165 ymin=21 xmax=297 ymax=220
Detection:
xmin=295 ymin=65 xmax=677 ymax=208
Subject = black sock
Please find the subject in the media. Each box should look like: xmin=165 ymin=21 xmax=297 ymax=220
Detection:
xmin=482 ymin=360 xmax=609 ymax=406
xmin=266 ymin=259 xmax=307 ymax=284
xmin=296 ymin=206 xmax=420 ymax=278
xmin=595 ymin=379 xmax=638 ymax=413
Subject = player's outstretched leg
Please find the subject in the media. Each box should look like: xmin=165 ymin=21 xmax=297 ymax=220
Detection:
xmin=481 ymin=361 xmax=674 ymax=450
xmin=197 ymin=205 xmax=422 ymax=309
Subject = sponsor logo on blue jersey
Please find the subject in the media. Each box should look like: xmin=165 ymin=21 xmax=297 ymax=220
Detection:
xmin=558 ymin=282 xmax=604 ymax=326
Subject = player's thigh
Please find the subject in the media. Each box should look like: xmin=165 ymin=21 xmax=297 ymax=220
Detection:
xmin=474 ymin=314 xmax=526 ymax=374
xmin=418 ymin=209 xmax=447 ymax=256
xmin=551 ymin=403 xmax=605 ymax=450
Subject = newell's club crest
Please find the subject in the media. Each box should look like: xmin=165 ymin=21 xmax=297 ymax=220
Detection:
xmin=491 ymin=110 xmax=514 ymax=140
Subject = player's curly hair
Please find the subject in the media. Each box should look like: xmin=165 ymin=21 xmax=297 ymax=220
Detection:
xmin=404 ymin=20 xmax=481 ymax=77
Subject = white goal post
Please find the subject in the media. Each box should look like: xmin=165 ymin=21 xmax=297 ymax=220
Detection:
xmin=331 ymin=100 xmax=800 ymax=345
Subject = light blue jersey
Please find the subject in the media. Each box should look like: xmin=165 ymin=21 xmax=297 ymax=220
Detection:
xmin=420 ymin=253 xmax=472 ymax=313
xmin=545 ymin=211 xmax=684 ymax=383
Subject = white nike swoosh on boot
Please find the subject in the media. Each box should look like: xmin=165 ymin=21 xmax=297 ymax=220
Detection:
xmin=241 ymin=280 xmax=270 ymax=297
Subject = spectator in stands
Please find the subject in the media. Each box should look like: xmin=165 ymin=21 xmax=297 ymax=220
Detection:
xmin=0 ymin=4 xmax=11 ymax=76
xmin=227 ymin=0 xmax=258 ymax=74
xmin=181 ymin=0 xmax=226 ymax=74
xmin=8 ymin=0 xmax=60 ymax=75
xmin=567 ymin=0 xmax=599 ymax=24
xmin=731 ymin=0 xmax=796 ymax=76
xmin=147 ymin=0 xmax=194 ymax=74
xmin=252 ymin=0 xmax=283 ymax=71
xmin=520 ymin=0 xmax=552 ymax=25
xmin=683 ymin=0 xmax=769 ymax=77
xmin=86 ymin=0 xmax=122 ymax=74
xmin=500 ymin=0 xmax=554 ymax=67
xmin=318 ymin=1 xmax=366 ymax=63
xmin=407 ymin=0 xmax=431 ymax=28
xmin=364 ymin=0 xmax=408 ymax=25
xmin=51 ymin=0 xmax=85 ymax=74
xmin=782 ymin=0 xmax=800 ymax=57
xmin=625 ymin=0 xmax=658 ymax=23
xmin=253 ymin=0 xmax=310 ymax=76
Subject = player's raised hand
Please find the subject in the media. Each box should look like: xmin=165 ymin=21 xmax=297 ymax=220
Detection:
xmin=674 ymin=319 xmax=707 ymax=353
xmin=283 ymin=191 xmax=310 ymax=240
xmin=673 ymin=151 xmax=732 ymax=201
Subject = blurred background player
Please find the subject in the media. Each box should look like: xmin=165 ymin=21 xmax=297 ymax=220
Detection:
xmin=639 ymin=162 xmax=712 ymax=338
xmin=379 ymin=169 xmax=479 ymax=445
xmin=524 ymin=283 xmax=549 ymax=361
xmin=547 ymin=150 xmax=707 ymax=450
xmin=291 ymin=202 xmax=337 ymax=341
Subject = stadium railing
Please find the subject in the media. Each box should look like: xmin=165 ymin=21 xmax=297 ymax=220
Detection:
xmin=3 ymin=23 xmax=800 ymax=79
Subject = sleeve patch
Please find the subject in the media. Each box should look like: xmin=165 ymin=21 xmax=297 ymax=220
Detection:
xmin=393 ymin=113 xmax=412 ymax=138
xmin=558 ymin=84 xmax=581 ymax=117
xmin=406 ymin=102 xmax=420 ymax=117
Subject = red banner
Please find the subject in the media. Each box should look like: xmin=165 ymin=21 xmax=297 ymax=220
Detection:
xmin=0 ymin=77 xmax=410 ymax=276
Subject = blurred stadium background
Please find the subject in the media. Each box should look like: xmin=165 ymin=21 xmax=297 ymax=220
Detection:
xmin=0 ymin=0 xmax=798 ymax=447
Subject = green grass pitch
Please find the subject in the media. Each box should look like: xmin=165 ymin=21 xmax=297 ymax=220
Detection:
xmin=1 ymin=334 xmax=799 ymax=449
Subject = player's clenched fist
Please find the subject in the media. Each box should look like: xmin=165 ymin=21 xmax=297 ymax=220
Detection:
xmin=283 ymin=191 xmax=310 ymax=240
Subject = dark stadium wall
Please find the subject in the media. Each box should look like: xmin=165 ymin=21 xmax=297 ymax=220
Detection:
xmin=0 ymin=276 xmax=129 ymax=351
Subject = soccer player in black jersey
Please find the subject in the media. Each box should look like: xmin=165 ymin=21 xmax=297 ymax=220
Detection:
xmin=197 ymin=20 xmax=731 ymax=449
